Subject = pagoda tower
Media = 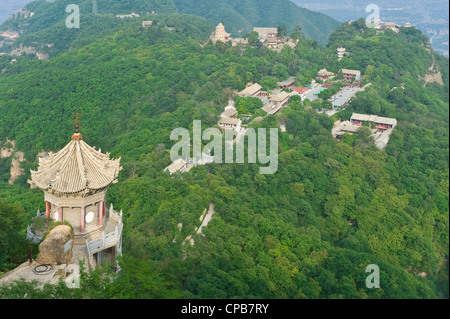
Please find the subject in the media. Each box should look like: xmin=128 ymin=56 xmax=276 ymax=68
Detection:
xmin=28 ymin=125 xmax=123 ymax=266
xmin=337 ymin=47 xmax=346 ymax=61
xmin=211 ymin=22 xmax=231 ymax=43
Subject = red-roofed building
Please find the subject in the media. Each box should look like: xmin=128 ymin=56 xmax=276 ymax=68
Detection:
xmin=294 ymin=87 xmax=309 ymax=94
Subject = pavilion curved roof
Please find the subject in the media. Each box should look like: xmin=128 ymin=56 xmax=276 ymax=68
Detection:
xmin=29 ymin=138 xmax=121 ymax=195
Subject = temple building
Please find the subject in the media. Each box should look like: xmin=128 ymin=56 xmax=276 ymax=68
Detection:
xmin=332 ymin=113 xmax=397 ymax=149
xmin=28 ymin=126 xmax=123 ymax=267
xmin=277 ymin=76 xmax=296 ymax=89
xmin=116 ymin=13 xmax=139 ymax=19
xmin=164 ymin=158 xmax=189 ymax=175
xmin=142 ymin=20 xmax=153 ymax=27
xmin=218 ymin=116 xmax=242 ymax=132
xmin=237 ymin=83 xmax=263 ymax=98
xmin=253 ymin=27 xmax=278 ymax=41
xmin=269 ymin=91 xmax=291 ymax=108
xmin=340 ymin=69 xmax=361 ymax=82
xmin=316 ymin=68 xmax=335 ymax=81
xmin=350 ymin=113 xmax=397 ymax=132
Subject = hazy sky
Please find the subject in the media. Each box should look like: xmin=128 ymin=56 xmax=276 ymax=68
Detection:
xmin=1 ymin=0 xmax=448 ymax=24
xmin=294 ymin=0 xmax=449 ymax=23
xmin=294 ymin=0 xmax=449 ymax=56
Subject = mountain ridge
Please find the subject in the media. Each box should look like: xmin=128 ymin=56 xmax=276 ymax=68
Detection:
xmin=173 ymin=0 xmax=340 ymax=44
xmin=0 ymin=0 xmax=340 ymax=58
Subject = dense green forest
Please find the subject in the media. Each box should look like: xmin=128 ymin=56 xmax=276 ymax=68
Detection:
xmin=0 ymin=8 xmax=448 ymax=299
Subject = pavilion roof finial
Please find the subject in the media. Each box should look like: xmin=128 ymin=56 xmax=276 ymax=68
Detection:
xmin=72 ymin=112 xmax=83 ymax=140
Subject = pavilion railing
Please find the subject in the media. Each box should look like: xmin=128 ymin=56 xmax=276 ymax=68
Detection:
xmin=86 ymin=208 xmax=123 ymax=256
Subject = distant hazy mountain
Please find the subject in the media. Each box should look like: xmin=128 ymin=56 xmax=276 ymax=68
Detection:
xmin=0 ymin=0 xmax=34 ymax=24
xmin=173 ymin=0 xmax=340 ymax=44
xmin=293 ymin=0 xmax=449 ymax=57
xmin=0 ymin=0 xmax=340 ymax=48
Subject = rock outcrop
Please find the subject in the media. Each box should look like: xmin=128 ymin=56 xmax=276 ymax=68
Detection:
xmin=36 ymin=225 xmax=74 ymax=265
xmin=0 ymin=138 xmax=15 ymax=158
xmin=8 ymin=151 xmax=24 ymax=185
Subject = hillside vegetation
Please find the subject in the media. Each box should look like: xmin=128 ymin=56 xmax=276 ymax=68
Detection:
xmin=0 ymin=12 xmax=448 ymax=299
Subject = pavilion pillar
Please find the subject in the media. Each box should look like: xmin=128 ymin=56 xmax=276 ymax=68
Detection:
xmin=97 ymin=251 xmax=102 ymax=266
xmin=58 ymin=207 xmax=63 ymax=222
xmin=80 ymin=206 xmax=85 ymax=233
xmin=103 ymin=194 xmax=107 ymax=217
xmin=45 ymin=201 xmax=50 ymax=219
xmin=98 ymin=201 xmax=103 ymax=227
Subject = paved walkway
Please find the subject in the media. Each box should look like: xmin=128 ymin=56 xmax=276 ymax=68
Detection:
xmin=331 ymin=87 xmax=361 ymax=107
xmin=0 ymin=261 xmax=66 ymax=286
xmin=197 ymin=203 xmax=215 ymax=235
xmin=70 ymin=245 xmax=92 ymax=268
xmin=0 ymin=245 xmax=92 ymax=287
